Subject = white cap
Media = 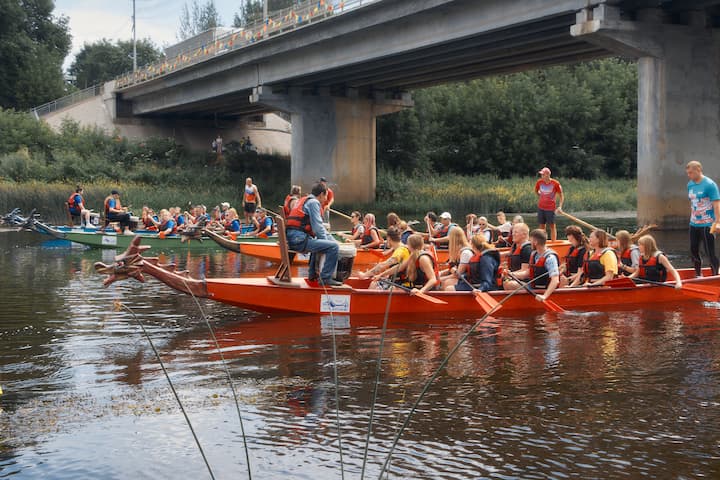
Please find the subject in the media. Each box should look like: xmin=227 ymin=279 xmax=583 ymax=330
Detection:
xmin=440 ymin=212 xmax=452 ymax=220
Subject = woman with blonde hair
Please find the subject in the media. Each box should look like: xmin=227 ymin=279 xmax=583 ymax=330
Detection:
xmin=577 ymin=229 xmax=617 ymax=287
xmin=630 ymin=235 xmax=682 ymax=288
xmin=615 ymin=230 xmax=640 ymax=276
xmin=445 ymin=234 xmax=501 ymax=292
xmin=374 ymin=233 xmax=438 ymax=295
xmin=439 ymin=226 xmax=473 ymax=289
xmin=358 ymin=213 xmax=382 ymax=249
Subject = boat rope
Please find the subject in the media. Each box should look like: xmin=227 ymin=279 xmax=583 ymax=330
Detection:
xmin=360 ymin=271 xmax=399 ymax=480
xmin=376 ymin=271 xmax=551 ymax=479
xmin=120 ymin=303 xmax=216 ymax=480
xmin=320 ymin=281 xmax=346 ymax=480
xmin=183 ymin=279 xmax=253 ymax=480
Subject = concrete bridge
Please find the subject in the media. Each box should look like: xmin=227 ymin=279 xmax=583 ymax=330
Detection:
xmin=49 ymin=0 xmax=720 ymax=227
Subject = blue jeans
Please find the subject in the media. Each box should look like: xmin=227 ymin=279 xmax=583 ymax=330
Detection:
xmin=286 ymin=229 xmax=339 ymax=281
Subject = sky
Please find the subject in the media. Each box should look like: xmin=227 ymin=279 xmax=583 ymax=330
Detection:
xmin=54 ymin=0 xmax=242 ymax=70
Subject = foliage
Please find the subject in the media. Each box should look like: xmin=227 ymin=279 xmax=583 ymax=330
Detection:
xmin=378 ymin=58 xmax=638 ymax=179
xmin=232 ymin=0 xmax=296 ymax=27
xmin=0 ymin=0 xmax=71 ymax=110
xmin=178 ymin=0 xmax=222 ymax=40
xmin=68 ymin=39 xmax=163 ymax=89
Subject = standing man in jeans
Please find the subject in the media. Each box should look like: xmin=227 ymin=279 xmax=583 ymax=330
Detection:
xmin=285 ymin=182 xmax=342 ymax=286
xmin=686 ymin=160 xmax=720 ymax=276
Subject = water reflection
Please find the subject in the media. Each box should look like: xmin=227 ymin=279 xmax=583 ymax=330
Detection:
xmin=1 ymin=230 xmax=720 ymax=479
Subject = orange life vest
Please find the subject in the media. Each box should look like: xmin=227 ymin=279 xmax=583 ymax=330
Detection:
xmin=285 ymin=196 xmax=314 ymax=236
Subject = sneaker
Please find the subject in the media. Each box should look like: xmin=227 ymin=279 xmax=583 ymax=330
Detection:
xmin=318 ymin=278 xmax=343 ymax=287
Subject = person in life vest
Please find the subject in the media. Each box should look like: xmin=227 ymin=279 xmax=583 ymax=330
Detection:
xmin=224 ymin=208 xmax=242 ymax=236
xmin=428 ymin=212 xmax=457 ymax=247
xmin=399 ymin=220 xmax=414 ymax=245
xmin=360 ymin=226 xmax=410 ymax=283
xmin=476 ymin=216 xmax=493 ymax=243
xmin=374 ymin=233 xmax=438 ymax=295
xmin=490 ymin=211 xmax=513 ymax=247
xmin=535 ymin=167 xmax=564 ymax=241
xmin=155 ymin=209 xmax=176 ymax=239
xmin=629 ymin=235 xmax=683 ymax=288
xmin=250 ymin=208 xmax=275 ymax=238
xmin=242 ymin=177 xmax=261 ymax=225
xmin=171 ymin=207 xmax=187 ymax=231
xmin=576 ymin=229 xmax=618 ymax=287
xmin=559 ymin=225 xmax=588 ymax=287
xmin=357 ymin=213 xmax=382 ymax=250
xmin=465 ymin=214 xmax=480 ymax=240
xmin=447 ymin=235 xmax=501 ymax=292
xmin=438 ymin=226 xmax=474 ymax=290
xmin=502 ymin=222 xmax=531 ymax=274
xmin=340 ymin=211 xmax=365 ymax=244
xmin=686 ymin=160 xmax=720 ymax=276
xmin=140 ymin=206 xmax=158 ymax=231
xmin=503 ymin=229 xmax=561 ymax=302
xmin=219 ymin=202 xmax=231 ymax=221
xmin=286 ymin=182 xmax=342 ymax=287
xmin=282 ymin=185 xmax=302 ymax=219
xmin=104 ymin=189 xmax=132 ymax=234
xmin=67 ymin=186 xmax=93 ymax=227
xmin=615 ymin=230 xmax=640 ymax=277
xmin=319 ymin=177 xmax=334 ymax=223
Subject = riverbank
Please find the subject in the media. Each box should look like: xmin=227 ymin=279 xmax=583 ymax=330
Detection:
xmin=0 ymin=174 xmax=636 ymax=224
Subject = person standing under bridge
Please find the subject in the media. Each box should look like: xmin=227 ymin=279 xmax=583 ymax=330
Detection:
xmin=686 ymin=160 xmax=720 ymax=276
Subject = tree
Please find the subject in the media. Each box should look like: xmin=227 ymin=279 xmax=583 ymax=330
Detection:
xmin=0 ymin=0 xmax=71 ymax=110
xmin=233 ymin=0 xmax=296 ymax=28
xmin=68 ymin=39 xmax=163 ymax=89
xmin=178 ymin=0 xmax=222 ymax=40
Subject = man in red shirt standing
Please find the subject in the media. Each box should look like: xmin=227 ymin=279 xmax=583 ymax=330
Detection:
xmin=535 ymin=167 xmax=564 ymax=241
xmin=319 ymin=177 xmax=334 ymax=223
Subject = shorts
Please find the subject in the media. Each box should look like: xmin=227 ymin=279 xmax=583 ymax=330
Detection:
xmin=244 ymin=202 xmax=256 ymax=214
xmin=537 ymin=208 xmax=555 ymax=225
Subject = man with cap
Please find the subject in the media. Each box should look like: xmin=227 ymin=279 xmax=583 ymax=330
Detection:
xmin=319 ymin=177 xmax=334 ymax=223
xmin=535 ymin=167 xmax=564 ymax=241
xmin=104 ymin=189 xmax=132 ymax=234
xmin=250 ymin=208 xmax=275 ymax=238
xmin=428 ymin=211 xmax=457 ymax=247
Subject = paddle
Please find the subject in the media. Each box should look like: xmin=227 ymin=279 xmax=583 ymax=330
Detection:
xmin=330 ymin=208 xmax=388 ymax=236
xmin=606 ymin=276 xmax=720 ymax=302
xmin=377 ymin=278 xmax=447 ymax=305
xmin=560 ymin=211 xmax=612 ymax=237
xmin=458 ymin=275 xmax=501 ymax=314
xmin=506 ymin=271 xmax=565 ymax=312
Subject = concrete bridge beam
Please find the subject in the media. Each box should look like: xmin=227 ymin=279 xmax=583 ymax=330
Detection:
xmin=251 ymin=87 xmax=413 ymax=203
xmin=573 ymin=5 xmax=720 ymax=228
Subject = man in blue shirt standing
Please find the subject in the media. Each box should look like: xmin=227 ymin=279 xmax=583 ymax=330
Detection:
xmin=285 ymin=182 xmax=341 ymax=286
xmin=686 ymin=160 xmax=720 ymax=276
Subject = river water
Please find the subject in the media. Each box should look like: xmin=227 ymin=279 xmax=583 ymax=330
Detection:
xmin=1 ymin=224 xmax=720 ymax=479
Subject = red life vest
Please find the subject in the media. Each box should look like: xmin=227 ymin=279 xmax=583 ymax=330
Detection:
xmin=564 ymin=245 xmax=586 ymax=276
xmin=283 ymin=194 xmax=298 ymax=218
xmin=618 ymin=245 xmax=639 ymax=276
xmin=509 ymin=241 xmax=532 ymax=271
xmin=638 ymin=252 xmax=667 ymax=282
xmin=285 ymin=196 xmax=314 ymax=236
xmin=412 ymin=252 xmax=440 ymax=288
xmin=159 ymin=220 xmax=177 ymax=234
xmin=467 ymin=249 xmax=502 ymax=289
xmin=583 ymin=247 xmax=615 ymax=280
xmin=67 ymin=193 xmax=82 ymax=212
xmin=361 ymin=226 xmax=380 ymax=246
xmin=529 ymin=249 xmax=559 ymax=288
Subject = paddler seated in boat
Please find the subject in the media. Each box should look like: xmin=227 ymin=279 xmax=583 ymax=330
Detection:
xmin=386 ymin=212 xmax=401 ymax=230
xmin=155 ymin=209 xmax=176 ymax=238
xmin=339 ymin=211 xmax=364 ymax=243
xmin=575 ymin=229 xmax=618 ymax=287
xmin=286 ymin=182 xmax=343 ymax=287
xmin=446 ymin=235 xmax=501 ymax=292
xmin=502 ymin=222 xmax=531 ymax=274
xmin=490 ymin=211 xmax=513 ymax=247
xmin=373 ymin=233 xmax=439 ymax=295
xmin=358 ymin=226 xmax=410 ymax=281
xmin=477 ymin=216 xmax=493 ymax=243
xmin=224 ymin=208 xmax=242 ymax=236
xmin=207 ymin=205 xmax=224 ymax=231
xmin=219 ymin=202 xmax=230 ymax=221
xmin=439 ymin=226 xmax=474 ymax=290
xmin=559 ymin=225 xmax=588 ymax=287
xmin=250 ymin=208 xmax=274 ymax=238
xmin=629 ymin=235 xmax=682 ymax=288
xmin=67 ymin=186 xmax=92 ymax=227
xmin=465 ymin=214 xmax=480 ymax=240
xmin=140 ymin=206 xmax=158 ymax=231
xmin=428 ymin=211 xmax=456 ymax=248
xmin=172 ymin=207 xmax=187 ymax=231
xmin=503 ymin=229 xmax=561 ymax=302
xmin=399 ymin=220 xmax=415 ymax=244
xmin=104 ymin=189 xmax=133 ymax=235
xmin=615 ymin=230 xmax=640 ymax=277
xmin=282 ymin=186 xmax=301 ymax=218
xmin=357 ymin=213 xmax=383 ymax=250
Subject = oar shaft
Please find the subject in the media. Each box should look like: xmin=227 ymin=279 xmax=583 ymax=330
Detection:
xmin=561 ymin=211 xmax=616 ymax=239
xmin=330 ymin=208 xmax=353 ymax=221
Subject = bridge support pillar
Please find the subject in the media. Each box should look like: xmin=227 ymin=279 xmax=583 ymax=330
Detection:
xmin=572 ymin=6 xmax=720 ymax=228
xmin=251 ymin=87 xmax=412 ymax=203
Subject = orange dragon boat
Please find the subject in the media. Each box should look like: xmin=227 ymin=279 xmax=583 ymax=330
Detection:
xmin=203 ymin=228 xmax=572 ymax=266
xmin=94 ymin=237 xmax=720 ymax=317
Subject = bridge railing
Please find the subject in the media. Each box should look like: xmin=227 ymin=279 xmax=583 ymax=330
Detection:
xmin=31 ymin=84 xmax=103 ymax=118
xmin=115 ymin=0 xmax=382 ymax=90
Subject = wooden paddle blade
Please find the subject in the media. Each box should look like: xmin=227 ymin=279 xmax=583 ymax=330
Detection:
xmin=543 ymin=299 xmax=565 ymax=313
xmin=472 ymin=291 xmax=501 ymax=314
xmin=415 ymin=291 xmax=448 ymax=305
xmin=606 ymin=277 xmax=637 ymax=288
xmin=681 ymin=284 xmax=720 ymax=302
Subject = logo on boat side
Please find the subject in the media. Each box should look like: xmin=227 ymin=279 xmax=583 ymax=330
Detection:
xmin=101 ymin=235 xmax=117 ymax=246
xmin=320 ymin=294 xmax=350 ymax=313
